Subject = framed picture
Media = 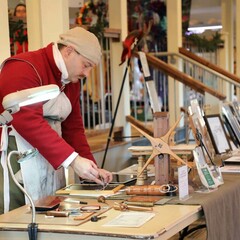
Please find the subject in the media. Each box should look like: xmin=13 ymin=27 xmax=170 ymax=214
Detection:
xmin=231 ymin=101 xmax=240 ymax=124
xmin=204 ymin=114 xmax=231 ymax=154
xmin=189 ymin=99 xmax=215 ymax=159
xmin=222 ymin=104 xmax=240 ymax=146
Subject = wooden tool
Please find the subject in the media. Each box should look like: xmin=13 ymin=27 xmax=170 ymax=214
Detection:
xmin=73 ymin=212 xmax=94 ymax=220
xmin=125 ymin=201 xmax=154 ymax=207
xmin=46 ymin=211 xmax=69 ymax=217
xmin=125 ymin=185 xmax=167 ymax=196
xmin=113 ymin=202 xmax=152 ymax=212
xmin=130 ymin=116 xmax=191 ymax=176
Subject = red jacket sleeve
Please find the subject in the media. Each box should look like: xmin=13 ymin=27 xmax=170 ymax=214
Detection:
xmin=61 ymin=84 xmax=95 ymax=163
xmin=0 ymin=57 xmax=96 ymax=169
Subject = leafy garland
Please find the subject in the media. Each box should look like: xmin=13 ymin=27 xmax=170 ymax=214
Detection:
xmin=185 ymin=32 xmax=224 ymax=52
xmin=8 ymin=0 xmax=222 ymax=53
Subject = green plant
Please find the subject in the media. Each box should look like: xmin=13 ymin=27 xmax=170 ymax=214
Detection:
xmin=185 ymin=32 xmax=224 ymax=52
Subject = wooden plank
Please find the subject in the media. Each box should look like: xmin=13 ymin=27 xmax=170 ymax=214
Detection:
xmin=128 ymin=144 xmax=196 ymax=156
xmin=126 ymin=115 xmax=153 ymax=136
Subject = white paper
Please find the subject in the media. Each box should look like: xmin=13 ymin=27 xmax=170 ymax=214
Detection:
xmin=178 ymin=165 xmax=189 ymax=200
xmin=145 ymin=81 xmax=162 ymax=113
xmin=103 ymin=212 xmax=155 ymax=228
xmin=138 ymin=52 xmax=150 ymax=77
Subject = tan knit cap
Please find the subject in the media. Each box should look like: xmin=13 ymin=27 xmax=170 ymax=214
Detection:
xmin=58 ymin=27 xmax=102 ymax=65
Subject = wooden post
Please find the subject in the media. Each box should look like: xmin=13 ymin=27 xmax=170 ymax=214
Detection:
xmin=153 ymin=112 xmax=169 ymax=185
xmin=136 ymin=156 xmax=145 ymax=186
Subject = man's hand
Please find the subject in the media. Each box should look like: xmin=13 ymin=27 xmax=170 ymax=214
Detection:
xmin=98 ymin=168 xmax=113 ymax=185
xmin=70 ymin=155 xmax=113 ymax=185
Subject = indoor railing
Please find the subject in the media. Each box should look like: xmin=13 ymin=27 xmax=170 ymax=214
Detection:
xmin=80 ymin=31 xmax=240 ymax=145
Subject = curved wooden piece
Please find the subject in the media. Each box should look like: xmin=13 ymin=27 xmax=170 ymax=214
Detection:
xmin=130 ymin=122 xmax=191 ymax=177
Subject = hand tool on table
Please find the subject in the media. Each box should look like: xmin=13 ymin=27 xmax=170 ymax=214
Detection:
xmin=130 ymin=116 xmax=191 ymax=177
xmin=46 ymin=211 xmax=69 ymax=217
xmin=125 ymin=184 xmax=178 ymax=196
xmin=113 ymin=202 xmax=153 ymax=212
xmin=73 ymin=205 xmax=111 ymax=222
xmin=90 ymin=215 xmax=107 ymax=222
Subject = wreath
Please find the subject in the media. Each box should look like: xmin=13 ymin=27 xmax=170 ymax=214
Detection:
xmin=75 ymin=0 xmax=108 ymax=39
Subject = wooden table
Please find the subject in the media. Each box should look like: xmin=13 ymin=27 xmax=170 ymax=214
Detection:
xmin=0 ymin=203 xmax=203 ymax=240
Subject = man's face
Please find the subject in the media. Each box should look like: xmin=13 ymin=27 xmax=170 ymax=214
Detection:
xmin=62 ymin=46 xmax=95 ymax=83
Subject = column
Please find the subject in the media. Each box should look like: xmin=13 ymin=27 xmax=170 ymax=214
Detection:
xmin=108 ymin=0 xmax=131 ymax=136
xmin=0 ymin=0 xmax=11 ymax=62
xmin=236 ymin=0 xmax=240 ymax=100
xmin=26 ymin=0 xmax=69 ymax=50
xmin=220 ymin=0 xmax=234 ymax=100
xmin=166 ymin=0 xmax=183 ymax=126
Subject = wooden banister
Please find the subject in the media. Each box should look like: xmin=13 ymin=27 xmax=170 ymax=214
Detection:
xmin=179 ymin=47 xmax=240 ymax=84
xmin=126 ymin=115 xmax=153 ymax=136
xmin=133 ymin=52 xmax=226 ymax=100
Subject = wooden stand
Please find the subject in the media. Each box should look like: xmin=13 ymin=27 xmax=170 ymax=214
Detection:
xmin=136 ymin=156 xmax=147 ymax=185
xmin=128 ymin=113 xmax=192 ymax=185
xmin=153 ymin=112 xmax=169 ymax=185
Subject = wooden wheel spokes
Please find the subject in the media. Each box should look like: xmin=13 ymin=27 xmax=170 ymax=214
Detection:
xmin=162 ymin=116 xmax=182 ymax=142
xmin=138 ymin=153 xmax=155 ymax=176
xmin=131 ymin=119 xmax=191 ymax=177
xmin=169 ymin=150 xmax=191 ymax=167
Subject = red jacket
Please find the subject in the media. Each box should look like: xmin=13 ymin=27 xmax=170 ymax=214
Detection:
xmin=0 ymin=43 xmax=96 ymax=169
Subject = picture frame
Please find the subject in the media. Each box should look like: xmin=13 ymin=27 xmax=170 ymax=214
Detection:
xmin=189 ymin=99 xmax=215 ymax=159
xmin=222 ymin=114 xmax=239 ymax=148
xmin=222 ymin=104 xmax=240 ymax=146
xmin=231 ymin=101 xmax=240 ymax=124
xmin=204 ymin=114 xmax=231 ymax=154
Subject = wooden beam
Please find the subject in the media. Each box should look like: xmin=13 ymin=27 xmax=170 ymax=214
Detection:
xmin=126 ymin=115 xmax=153 ymax=136
xmin=133 ymin=52 xmax=226 ymax=100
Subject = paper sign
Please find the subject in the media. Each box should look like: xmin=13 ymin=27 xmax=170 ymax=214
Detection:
xmin=138 ymin=52 xmax=150 ymax=77
xmin=178 ymin=165 xmax=189 ymax=201
xmin=145 ymin=81 xmax=162 ymax=113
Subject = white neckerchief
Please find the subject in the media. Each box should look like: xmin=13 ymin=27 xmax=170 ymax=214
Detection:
xmin=52 ymin=43 xmax=70 ymax=85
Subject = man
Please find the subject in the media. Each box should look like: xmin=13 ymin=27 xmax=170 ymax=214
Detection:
xmin=0 ymin=27 xmax=113 ymax=214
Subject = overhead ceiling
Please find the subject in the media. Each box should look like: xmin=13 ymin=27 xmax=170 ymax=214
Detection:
xmin=189 ymin=0 xmax=222 ymax=27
